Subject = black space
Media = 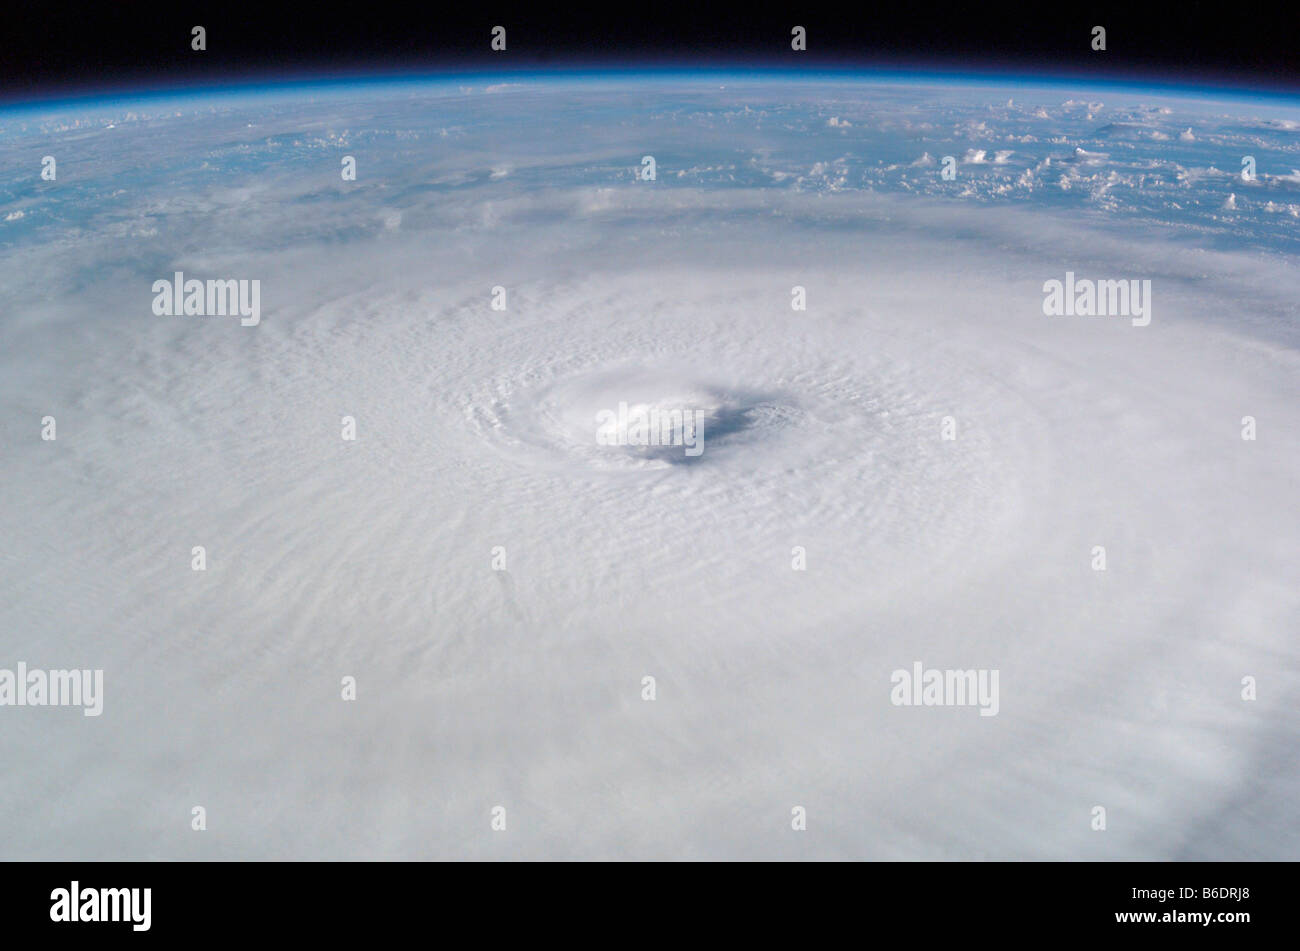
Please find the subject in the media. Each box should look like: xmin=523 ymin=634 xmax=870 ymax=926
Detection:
xmin=3 ymin=2 xmax=1298 ymax=103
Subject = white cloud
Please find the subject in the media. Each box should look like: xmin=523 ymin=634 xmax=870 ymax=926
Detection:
xmin=1 ymin=79 xmax=1297 ymax=862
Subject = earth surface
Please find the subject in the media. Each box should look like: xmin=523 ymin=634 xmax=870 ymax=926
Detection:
xmin=1 ymin=72 xmax=1297 ymax=859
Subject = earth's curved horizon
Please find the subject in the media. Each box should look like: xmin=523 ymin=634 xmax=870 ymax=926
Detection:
xmin=1 ymin=71 xmax=1296 ymax=859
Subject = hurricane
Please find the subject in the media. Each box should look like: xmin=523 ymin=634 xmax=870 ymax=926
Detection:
xmin=1 ymin=74 xmax=1297 ymax=860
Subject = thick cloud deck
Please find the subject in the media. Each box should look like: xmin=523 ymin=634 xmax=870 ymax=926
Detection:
xmin=0 ymin=77 xmax=1297 ymax=859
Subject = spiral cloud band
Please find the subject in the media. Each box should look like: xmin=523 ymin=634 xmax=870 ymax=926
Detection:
xmin=1 ymin=77 xmax=1297 ymax=859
